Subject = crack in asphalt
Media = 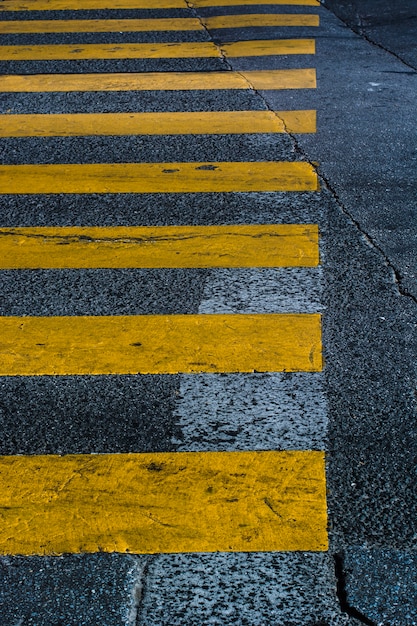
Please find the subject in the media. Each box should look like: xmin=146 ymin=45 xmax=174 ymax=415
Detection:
xmin=319 ymin=0 xmax=417 ymax=71
xmin=186 ymin=3 xmax=417 ymax=306
xmin=334 ymin=554 xmax=378 ymax=626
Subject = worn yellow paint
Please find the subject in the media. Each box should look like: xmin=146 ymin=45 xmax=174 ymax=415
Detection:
xmin=0 ymin=39 xmax=315 ymax=61
xmin=0 ymin=18 xmax=204 ymax=34
xmin=193 ymin=0 xmax=320 ymax=5
xmin=0 ymin=0 xmax=188 ymax=10
xmin=0 ymin=15 xmax=318 ymax=34
xmin=0 ymin=0 xmax=320 ymax=10
xmin=0 ymin=224 xmax=319 ymax=269
xmin=204 ymin=13 xmax=319 ymax=28
xmin=0 ymin=450 xmax=328 ymax=555
xmin=0 ymin=162 xmax=318 ymax=194
xmin=0 ymin=69 xmax=316 ymax=92
xmin=0 ymin=313 xmax=322 ymax=375
xmin=0 ymin=110 xmax=316 ymax=137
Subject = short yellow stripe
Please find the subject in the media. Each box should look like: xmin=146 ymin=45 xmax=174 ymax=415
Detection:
xmin=0 ymin=15 xmax=318 ymax=34
xmin=0 ymin=450 xmax=328 ymax=555
xmin=0 ymin=0 xmax=320 ymax=10
xmin=193 ymin=0 xmax=320 ymax=5
xmin=204 ymin=13 xmax=319 ymax=27
xmin=0 ymin=110 xmax=317 ymax=137
xmin=0 ymin=69 xmax=316 ymax=92
xmin=0 ymin=162 xmax=318 ymax=194
xmin=0 ymin=224 xmax=319 ymax=269
xmin=0 ymin=39 xmax=315 ymax=61
xmin=0 ymin=313 xmax=322 ymax=375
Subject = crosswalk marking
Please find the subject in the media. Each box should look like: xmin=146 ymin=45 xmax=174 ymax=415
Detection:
xmin=0 ymin=162 xmax=319 ymax=193
xmin=0 ymin=450 xmax=328 ymax=555
xmin=0 ymin=15 xmax=319 ymax=34
xmin=0 ymin=224 xmax=319 ymax=269
xmin=0 ymin=39 xmax=315 ymax=61
xmin=0 ymin=110 xmax=317 ymax=137
xmin=0 ymin=0 xmax=320 ymax=11
xmin=0 ymin=68 xmax=316 ymax=92
xmin=0 ymin=313 xmax=322 ymax=375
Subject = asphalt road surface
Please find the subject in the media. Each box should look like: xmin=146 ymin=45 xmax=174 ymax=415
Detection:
xmin=0 ymin=0 xmax=415 ymax=624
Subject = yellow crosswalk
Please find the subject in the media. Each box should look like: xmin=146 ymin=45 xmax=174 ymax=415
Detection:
xmin=0 ymin=68 xmax=317 ymax=92
xmin=0 ymin=162 xmax=319 ymax=193
xmin=0 ymin=0 xmax=320 ymax=10
xmin=0 ymin=451 xmax=328 ymax=555
xmin=0 ymin=0 xmax=326 ymax=558
xmin=0 ymin=110 xmax=317 ymax=137
xmin=0 ymin=224 xmax=320 ymax=269
xmin=0 ymin=39 xmax=315 ymax=60
xmin=0 ymin=15 xmax=319 ymax=33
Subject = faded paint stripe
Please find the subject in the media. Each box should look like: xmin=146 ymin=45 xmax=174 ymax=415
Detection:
xmin=0 ymin=0 xmax=320 ymax=10
xmin=0 ymin=15 xmax=319 ymax=34
xmin=0 ymin=162 xmax=319 ymax=194
xmin=0 ymin=69 xmax=316 ymax=92
xmin=0 ymin=39 xmax=315 ymax=61
xmin=0 ymin=450 xmax=328 ymax=555
xmin=0 ymin=313 xmax=322 ymax=375
xmin=0 ymin=110 xmax=316 ymax=137
xmin=204 ymin=13 xmax=319 ymax=28
xmin=0 ymin=225 xmax=319 ymax=269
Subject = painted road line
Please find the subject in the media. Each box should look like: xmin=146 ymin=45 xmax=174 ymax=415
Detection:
xmin=0 ymin=162 xmax=319 ymax=194
xmin=0 ymin=225 xmax=319 ymax=269
xmin=0 ymin=450 xmax=328 ymax=555
xmin=0 ymin=40 xmax=315 ymax=61
xmin=0 ymin=110 xmax=316 ymax=137
xmin=0 ymin=0 xmax=320 ymax=11
xmin=204 ymin=14 xmax=319 ymax=28
xmin=0 ymin=69 xmax=316 ymax=92
xmin=0 ymin=313 xmax=322 ymax=375
xmin=0 ymin=15 xmax=319 ymax=34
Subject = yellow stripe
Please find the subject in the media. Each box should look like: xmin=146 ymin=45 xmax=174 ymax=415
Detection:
xmin=0 ymin=450 xmax=328 ymax=555
xmin=0 ymin=0 xmax=187 ymax=9
xmin=0 ymin=39 xmax=315 ymax=61
xmin=0 ymin=18 xmax=204 ymax=34
xmin=0 ymin=0 xmax=320 ymax=10
xmin=0 ymin=69 xmax=316 ymax=92
xmin=0 ymin=110 xmax=317 ymax=137
xmin=193 ymin=0 xmax=320 ymax=5
xmin=0 ymin=224 xmax=319 ymax=269
xmin=204 ymin=13 xmax=319 ymax=27
xmin=0 ymin=162 xmax=318 ymax=194
xmin=0 ymin=313 xmax=322 ymax=375
xmin=0 ymin=15 xmax=318 ymax=34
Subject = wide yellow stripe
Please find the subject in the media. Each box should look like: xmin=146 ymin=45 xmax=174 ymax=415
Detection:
xmin=0 ymin=110 xmax=317 ymax=137
xmin=0 ymin=69 xmax=316 ymax=92
xmin=0 ymin=224 xmax=319 ymax=269
xmin=204 ymin=13 xmax=319 ymax=27
xmin=0 ymin=450 xmax=328 ymax=555
xmin=0 ymin=39 xmax=315 ymax=60
xmin=0 ymin=0 xmax=320 ymax=10
xmin=0 ymin=313 xmax=322 ymax=375
xmin=0 ymin=162 xmax=318 ymax=194
xmin=0 ymin=0 xmax=187 ymax=10
xmin=193 ymin=0 xmax=320 ymax=5
xmin=0 ymin=15 xmax=318 ymax=34
xmin=0 ymin=18 xmax=204 ymax=34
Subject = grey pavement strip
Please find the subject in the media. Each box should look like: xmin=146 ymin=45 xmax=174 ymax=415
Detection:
xmin=174 ymin=372 xmax=327 ymax=451
xmin=136 ymin=552 xmax=349 ymax=626
xmin=198 ymin=267 xmax=323 ymax=314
